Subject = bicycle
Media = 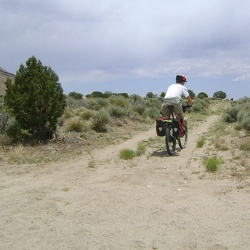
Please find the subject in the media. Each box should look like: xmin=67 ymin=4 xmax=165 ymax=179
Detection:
xmin=156 ymin=105 xmax=190 ymax=156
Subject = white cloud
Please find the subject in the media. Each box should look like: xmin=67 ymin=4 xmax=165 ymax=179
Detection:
xmin=0 ymin=0 xmax=250 ymax=98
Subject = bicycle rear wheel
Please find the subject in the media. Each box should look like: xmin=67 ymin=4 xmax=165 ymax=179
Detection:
xmin=165 ymin=126 xmax=177 ymax=156
xmin=178 ymin=125 xmax=188 ymax=149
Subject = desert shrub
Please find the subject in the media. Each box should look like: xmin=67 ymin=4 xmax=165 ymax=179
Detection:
xmin=80 ymin=109 xmax=93 ymax=120
xmin=144 ymin=97 xmax=162 ymax=109
xmin=192 ymin=98 xmax=210 ymax=113
xmin=241 ymin=114 xmax=250 ymax=131
xmin=134 ymin=105 xmax=146 ymax=115
xmin=109 ymin=105 xmax=126 ymax=118
xmin=240 ymin=140 xmax=250 ymax=151
xmin=63 ymin=108 xmax=73 ymax=119
xmin=224 ymin=106 xmax=238 ymax=122
xmin=234 ymin=123 xmax=242 ymax=131
xmin=145 ymin=107 xmax=159 ymax=119
xmin=108 ymin=95 xmax=130 ymax=108
xmin=203 ymin=156 xmax=220 ymax=172
xmin=66 ymin=120 xmax=86 ymax=132
xmin=129 ymin=94 xmax=143 ymax=105
xmin=66 ymin=96 xmax=85 ymax=108
xmin=237 ymin=101 xmax=250 ymax=131
xmin=85 ymin=98 xmax=109 ymax=111
xmin=91 ymin=110 xmax=110 ymax=132
xmin=224 ymin=98 xmax=250 ymax=131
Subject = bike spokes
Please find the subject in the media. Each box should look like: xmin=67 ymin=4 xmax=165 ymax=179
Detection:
xmin=165 ymin=126 xmax=176 ymax=155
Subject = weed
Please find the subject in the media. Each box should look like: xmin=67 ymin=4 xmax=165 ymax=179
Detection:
xmin=234 ymin=123 xmax=242 ymax=131
xmin=197 ymin=137 xmax=205 ymax=148
xmin=203 ymin=156 xmax=220 ymax=172
xmin=66 ymin=120 xmax=85 ymax=132
xmin=239 ymin=140 xmax=250 ymax=151
xmin=80 ymin=110 xmax=93 ymax=120
xmin=135 ymin=142 xmax=146 ymax=156
xmin=119 ymin=149 xmax=135 ymax=160
xmin=88 ymin=160 xmax=96 ymax=168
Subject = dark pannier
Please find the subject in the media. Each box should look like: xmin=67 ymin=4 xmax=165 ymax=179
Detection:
xmin=156 ymin=117 xmax=166 ymax=136
xmin=172 ymin=119 xmax=180 ymax=137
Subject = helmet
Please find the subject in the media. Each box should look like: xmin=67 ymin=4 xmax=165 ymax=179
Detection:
xmin=176 ymin=75 xmax=187 ymax=83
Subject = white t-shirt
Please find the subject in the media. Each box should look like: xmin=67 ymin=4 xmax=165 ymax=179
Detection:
xmin=164 ymin=83 xmax=189 ymax=101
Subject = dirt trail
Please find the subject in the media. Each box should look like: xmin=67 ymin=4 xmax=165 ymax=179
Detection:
xmin=0 ymin=115 xmax=249 ymax=250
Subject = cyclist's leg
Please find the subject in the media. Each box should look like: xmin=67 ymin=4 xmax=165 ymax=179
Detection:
xmin=174 ymin=104 xmax=184 ymax=135
xmin=173 ymin=104 xmax=183 ymax=121
xmin=161 ymin=104 xmax=171 ymax=120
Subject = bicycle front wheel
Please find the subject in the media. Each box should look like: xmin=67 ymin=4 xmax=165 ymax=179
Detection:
xmin=178 ymin=125 xmax=188 ymax=149
xmin=165 ymin=126 xmax=177 ymax=156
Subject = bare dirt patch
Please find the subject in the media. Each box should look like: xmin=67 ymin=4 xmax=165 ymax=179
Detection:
xmin=0 ymin=115 xmax=249 ymax=250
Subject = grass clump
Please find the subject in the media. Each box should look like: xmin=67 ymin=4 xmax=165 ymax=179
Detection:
xmin=66 ymin=120 xmax=85 ymax=132
xmin=197 ymin=136 xmax=205 ymax=148
xmin=203 ymin=156 xmax=220 ymax=172
xmin=119 ymin=149 xmax=135 ymax=160
xmin=135 ymin=142 xmax=146 ymax=156
xmin=119 ymin=142 xmax=147 ymax=160
xmin=239 ymin=140 xmax=250 ymax=151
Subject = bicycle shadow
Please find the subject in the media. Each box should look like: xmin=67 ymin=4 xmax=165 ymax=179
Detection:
xmin=150 ymin=148 xmax=181 ymax=157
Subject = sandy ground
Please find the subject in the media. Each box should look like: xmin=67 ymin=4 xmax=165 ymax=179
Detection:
xmin=0 ymin=115 xmax=249 ymax=250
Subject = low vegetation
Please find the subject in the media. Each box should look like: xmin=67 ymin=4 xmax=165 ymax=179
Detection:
xmin=203 ymin=156 xmax=221 ymax=172
xmin=119 ymin=141 xmax=147 ymax=160
xmin=0 ymin=57 xmax=249 ymax=183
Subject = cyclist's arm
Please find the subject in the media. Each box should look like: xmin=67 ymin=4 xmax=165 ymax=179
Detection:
xmin=186 ymin=96 xmax=193 ymax=106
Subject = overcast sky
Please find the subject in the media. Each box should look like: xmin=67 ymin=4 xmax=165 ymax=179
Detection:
xmin=1 ymin=0 xmax=249 ymax=99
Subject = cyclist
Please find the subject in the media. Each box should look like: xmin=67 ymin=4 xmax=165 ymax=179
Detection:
xmin=161 ymin=74 xmax=193 ymax=126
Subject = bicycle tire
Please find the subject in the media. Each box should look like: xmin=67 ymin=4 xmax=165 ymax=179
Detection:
xmin=178 ymin=125 xmax=188 ymax=149
xmin=165 ymin=126 xmax=177 ymax=156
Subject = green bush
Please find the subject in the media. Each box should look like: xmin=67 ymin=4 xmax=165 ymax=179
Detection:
xmin=224 ymin=106 xmax=238 ymax=122
xmin=66 ymin=120 xmax=86 ymax=132
xmin=135 ymin=142 xmax=146 ymax=156
xmin=4 ymin=56 xmax=66 ymax=142
xmin=119 ymin=149 xmax=135 ymax=159
xmin=85 ymin=98 xmax=109 ymax=111
xmin=109 ymin=95 xmax=130 ymax=107
xmin=197 ymin=92 xmax=208 ymax=99
xmin=191 ymin=98 xmax=210 ymax=114
xmin=197 ymin=137 xmax=205 ymax=148
xmin=240 ymin=140 xmax=250 ymax=151
xmin=80 ymin=110 xmax=93 ymax=120
xmin=203 ymin=156 xmax=220 ymax=172
xmin=109 ymin=105 xmax=126 ymax=118
xmin=241 ymin=113 xmax=250 ymax=131
xmin=134 ymin=105 xmax=145 ymax=115
xmin=68 ymin=91 xmax=83 ymax=100
xmin=145 ymin=107 xmax=159 ymax=119
xmin=92 ymin=110 xmax=110 ymax=132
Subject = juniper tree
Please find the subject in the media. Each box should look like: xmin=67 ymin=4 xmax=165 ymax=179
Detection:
xmin=4 ymin=56 xmax=66 ymax=142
